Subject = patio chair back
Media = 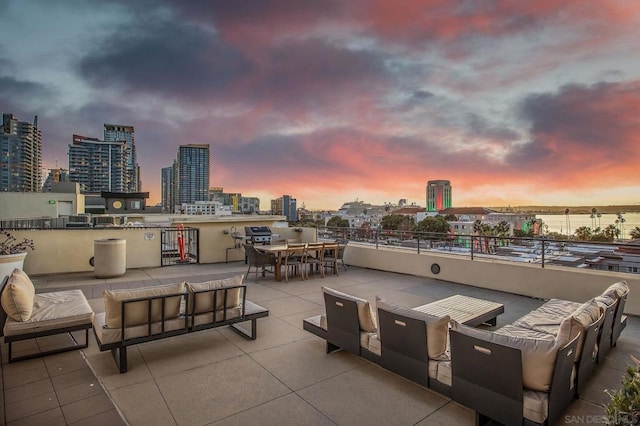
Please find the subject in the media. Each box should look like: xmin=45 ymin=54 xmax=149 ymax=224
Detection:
xmin=243 ymin=244 xmax=277 ymax=282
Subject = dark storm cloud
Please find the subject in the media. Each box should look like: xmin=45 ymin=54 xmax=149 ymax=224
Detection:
xmin=466 ymin=113 xmax=520 ymax=142
xmin=510 ymin=81 xmax=640 ymax=167
xmin=0 ymin=76 xmax=48 ymax=99
xmin=77 ymin=19 xmax=251 ymax=101
xmin=252 ymin=38 xmax=388 ymax=107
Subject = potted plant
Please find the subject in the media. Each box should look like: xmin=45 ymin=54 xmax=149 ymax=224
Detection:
xmin=0 ymin=230 xmax=35 ymax=280
xmin=605 ymin=354 xmax=640 ymax=425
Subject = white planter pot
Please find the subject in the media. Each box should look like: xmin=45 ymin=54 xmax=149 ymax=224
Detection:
xmin=0 ymin=252 xmax=28 ymax=281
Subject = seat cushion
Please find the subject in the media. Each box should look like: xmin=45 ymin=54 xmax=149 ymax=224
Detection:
xmin=495 ymin=324 xmax=556 ymax=340
xmin=368 ymin=333 xmax=381 ymax=356
xmin=523 ymin=389 xmax=549 ymax=424
xmin=513 ymin=299 xmax=599 ymax=361
xmin=4 ymin=290 xmax=94 ymax=337
xmin=103 ymin=282 xmax=185 ymax=328
xmin=323 ymin=287 xmax=377 ymax=332
xmin=1 ymin=268 xmax=36 ymax=322
xmin=360 ymin=331 xmax=377 ymax=349
xmin=452 ymin=317 xmax=573 ymax=392
xmin=435 ymin=360 xmax=452 ymax=386
xmin=93 ymin=312 xmax=187 ymax=345
xmin=376 ymin=297 xmax=450 ymax=360
xmin=185 ymin=275 xmax=243 ymax=314
xmin=601 ymin=281 xmax=629 ymax=300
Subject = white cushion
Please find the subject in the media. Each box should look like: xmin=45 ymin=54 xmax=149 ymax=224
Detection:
xmin=436 ymin=360 xmax=452 ymax=386
xmin=360 ymin=331 xmax=376 ymax=348
xmin=1 ymin=268 xmax=35 ymax=322
xmin=368 ymin=334 xmax=381 ymax=356
xmin=523 ymin=389 xmax=549 ymax=423
xmin=323 ymin=287 xmax=377 ymax=332
xmin=185 ymin=275 xmax=243 ymax=314
xmin=602 ymin=281 xmax=629 ymax=299
xmin=103 ymin=282 xmax=185 ymax=328
xmin=4 ymin=290 xmax=93 ymax=337
xmin=376 ymin=297 xmax=450 ymax=360
xmin=93 ymin=312 xmax=187 ymax=344
xmin=512 ymin=299 xmax=599 ymax=361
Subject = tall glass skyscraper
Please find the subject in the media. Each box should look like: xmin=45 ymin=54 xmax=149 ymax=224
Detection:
xmin=161 ymin=166 xmax=175 ymax=212
xmin=68 ymin=135 xmax=126 ymax=193
xmin=426 ymin=180 xmax=452 ymax=212
xmin=177 ymin=144 xmax=210 ymax=204
xmin=104 ymin=124 xmax=139 ymax=192
xmin=1 ymin=113 xmax=42 ymax=192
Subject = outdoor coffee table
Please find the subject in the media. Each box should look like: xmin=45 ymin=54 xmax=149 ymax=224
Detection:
xmin=413 ymin=295 xmax=504 ymax=327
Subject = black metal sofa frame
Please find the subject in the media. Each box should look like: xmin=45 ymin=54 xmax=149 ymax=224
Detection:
xmin=450 ymin=329 xmax=580 ymax=426
xmin=597 ymin=288 xmax=628 ymax=363
xmin=0 ymin=276 xmax=93 ymax=363
xmin=302 ymin=290 xmax=380 ymax=363
xmin=94 ymin=285 xmax=269 ymax=373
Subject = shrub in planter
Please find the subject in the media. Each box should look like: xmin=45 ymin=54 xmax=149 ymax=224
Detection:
xmin=1 ymin=230 xmax=35 ymax=255
xmin=605 ymin=355 xmax=640 ymax=425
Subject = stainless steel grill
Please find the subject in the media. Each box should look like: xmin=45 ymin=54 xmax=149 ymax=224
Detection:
xmin=244 ymin=226 xmax=272 ymax=245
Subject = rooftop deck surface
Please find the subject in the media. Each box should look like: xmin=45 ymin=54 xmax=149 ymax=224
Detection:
xmin=1 ymin=262 xmax=637 ymax=425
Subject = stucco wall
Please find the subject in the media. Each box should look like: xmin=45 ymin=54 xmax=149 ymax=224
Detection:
xmin=0 ymin=192 xmax=84 ymax=219
xmin=9 ymin=218 xmax=316 ymax=275
xmin=344 ymin=243 xmax=640 ymax=315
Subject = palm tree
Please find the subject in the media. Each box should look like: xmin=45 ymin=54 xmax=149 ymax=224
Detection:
xmin=564 ymin=208 xmax=571 ymax=239
xmin=574 ymin=226 xmax=592 ymax=241
xmin=604 ymin=224 xmax=619 ymax=241
xmin=630 ymin=226 xmax=640 ymax=240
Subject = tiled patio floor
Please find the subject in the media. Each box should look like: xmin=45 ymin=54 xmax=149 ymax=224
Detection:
xmin=1 ymin=262 xmax=638 ymax=425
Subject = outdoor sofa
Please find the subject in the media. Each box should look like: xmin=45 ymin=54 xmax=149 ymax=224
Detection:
xmin=0 ymin=269 xmax=94 ymax=362
xmin=302 ymin=287 xmax=452 ymax=394
xmin=93 ymin=274 xmax=268 ymax=373
xmin=303 ymin=281 xmax=629 ymax=425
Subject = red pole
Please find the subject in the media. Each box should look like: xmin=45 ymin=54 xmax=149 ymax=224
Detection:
xmin=177 ymin=224 xmax=185 ymax=262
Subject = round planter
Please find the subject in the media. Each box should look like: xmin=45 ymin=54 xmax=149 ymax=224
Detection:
xmin=94 ymin=239 xmax=126 ymax=278
xmin=0 ymin=252 xmax=28 ymax=281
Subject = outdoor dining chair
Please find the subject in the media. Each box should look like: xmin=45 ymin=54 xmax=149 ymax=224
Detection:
xmin=243 ymin=244 xmax=277 ymax=282
xmin=283 ymin=243 xmax=307 ymax=282
xmin=305 ymin=242 xmax=326 ymax=278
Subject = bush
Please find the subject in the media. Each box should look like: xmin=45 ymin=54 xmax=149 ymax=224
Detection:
xmin=605 ymin=355 xmax=640 ymax=425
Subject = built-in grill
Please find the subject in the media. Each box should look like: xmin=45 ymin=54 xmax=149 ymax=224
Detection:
xmin=244 ymin=226 xmax=273 ymax=245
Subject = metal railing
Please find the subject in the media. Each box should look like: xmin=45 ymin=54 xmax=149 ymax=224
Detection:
xmin=160 ymin=227 xmax=199 ymax=266
xmin=317 ymin=226 xmax=636 ymax=274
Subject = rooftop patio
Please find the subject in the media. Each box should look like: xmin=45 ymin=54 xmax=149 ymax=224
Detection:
xmin=1 ymin=262 xmax=638 ymax=425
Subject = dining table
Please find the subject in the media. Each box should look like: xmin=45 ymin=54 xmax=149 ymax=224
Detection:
xmin=255 ymin=244 xmax=288 ymax=281
xmin=256 ymin=243 xmax=344 ymax=282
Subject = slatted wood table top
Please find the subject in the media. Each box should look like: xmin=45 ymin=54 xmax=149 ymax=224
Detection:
xmin=413 ymin=294 xmax=505 ymax=327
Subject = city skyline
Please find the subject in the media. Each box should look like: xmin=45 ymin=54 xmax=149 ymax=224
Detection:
xmin=1 ymin=1 xmax=640 ymax=209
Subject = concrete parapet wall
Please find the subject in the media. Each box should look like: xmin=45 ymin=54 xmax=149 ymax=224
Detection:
xmin=344 ymin=243 xmax=640 ymax=315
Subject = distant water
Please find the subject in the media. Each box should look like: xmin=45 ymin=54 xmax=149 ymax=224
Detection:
xmin=536 ymin=213 xmax=640 ymax=239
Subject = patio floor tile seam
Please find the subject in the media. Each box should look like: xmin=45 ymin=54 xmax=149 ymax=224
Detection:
xmin=412 ymin=399 xmax=459 ymax=425
xmin=203 ymin=392 xmax=336 ymax=426
xmin=78 ymin=350 xmax=131 ymax=424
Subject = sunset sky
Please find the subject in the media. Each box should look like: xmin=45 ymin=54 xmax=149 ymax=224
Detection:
xmin=2 ymin=0 xmax=640 ymax=209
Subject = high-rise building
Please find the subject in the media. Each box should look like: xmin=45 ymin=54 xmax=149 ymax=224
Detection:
xmin=177 ymin=144 xmax=210 ymax=204
xmin=68 ymin=134 xmax=127 ymax=193
xmin=426 ymin=180 xmax=452 ymax=212
xmin=104 ymin=124 xmax=139 ymax=192
xmin=271 ymin=195 xmax=297 ymax=221
xmin=1 ymin=113 xmax=42 ymax=192
xmin=161 ymin=166 xmax=174 ymax=212
xmin=42 ymin=167 xmax=70 ymax=192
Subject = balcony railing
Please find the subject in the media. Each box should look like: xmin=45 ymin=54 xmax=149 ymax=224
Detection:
xmin=318 ymin=226 xmax=637 ymax=274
